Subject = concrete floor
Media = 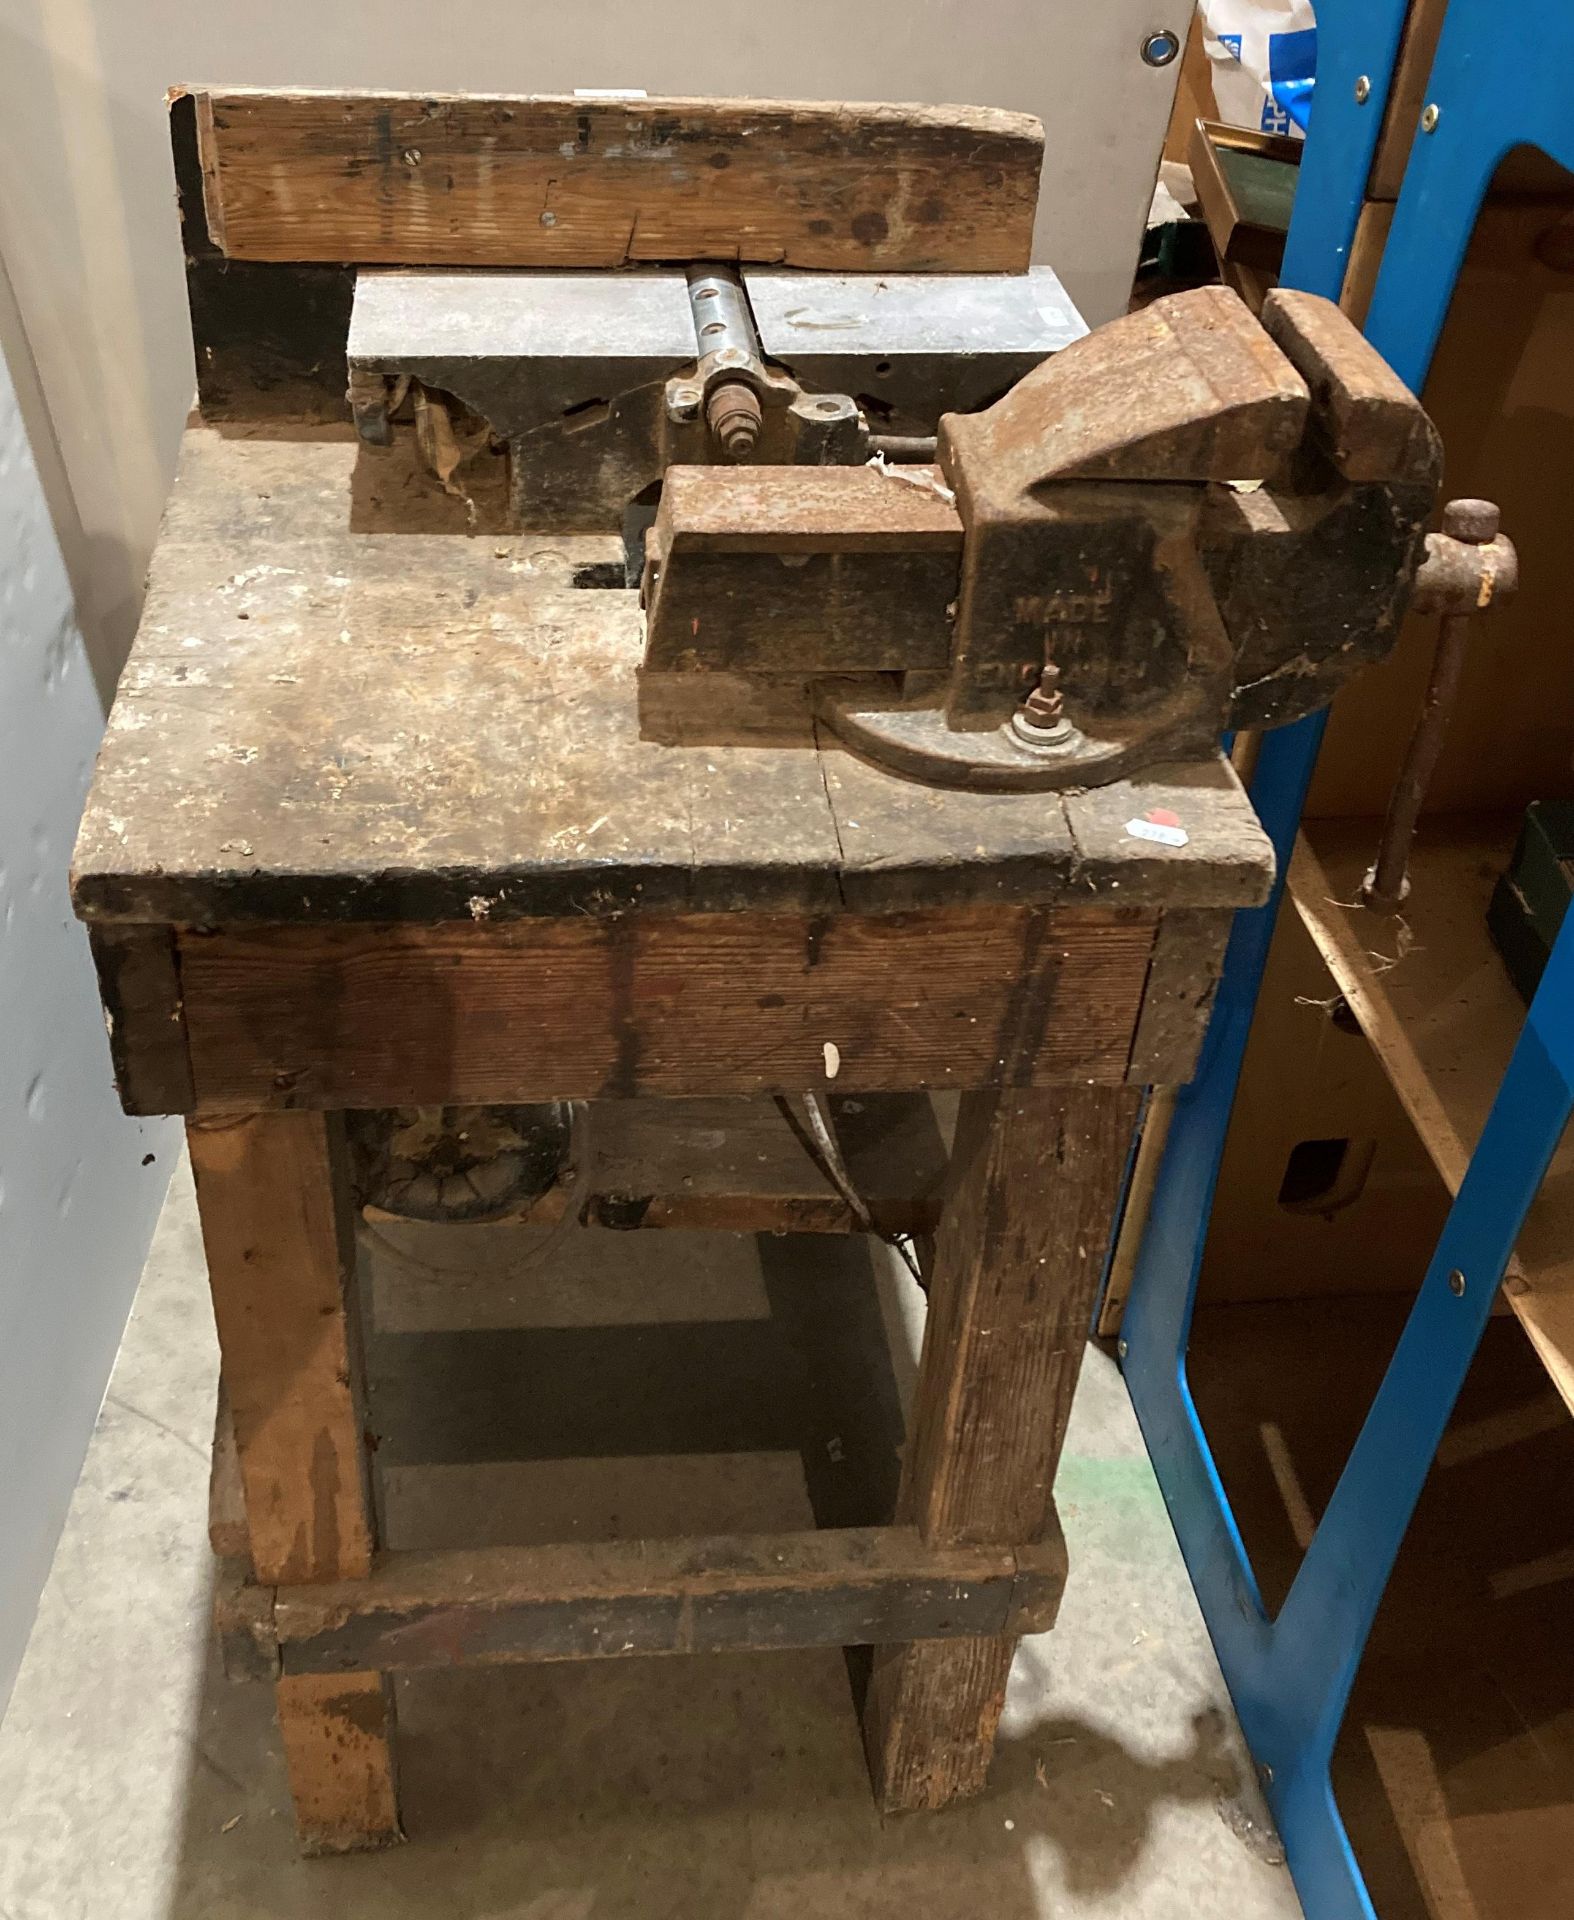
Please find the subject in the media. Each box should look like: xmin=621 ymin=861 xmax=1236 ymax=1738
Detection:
xmin=0 ymin=1158 xmax=1302 ymax=1920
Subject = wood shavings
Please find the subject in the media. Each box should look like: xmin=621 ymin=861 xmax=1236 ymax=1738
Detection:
xmin=413 ymin=382 xmax=487 ymax=527
xmin=865 ymin=451 xmax=956 ymax=506
xmin=224 ymin=564 xmax=297 ymax=590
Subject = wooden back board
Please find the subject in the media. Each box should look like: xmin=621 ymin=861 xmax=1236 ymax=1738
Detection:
xmin=184 ymin=88 xmax=1044 ymax=272
xmin=172 ymin=87 xmax=1044 ymax=420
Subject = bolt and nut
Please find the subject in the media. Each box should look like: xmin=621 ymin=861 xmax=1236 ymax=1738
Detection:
xmin=1010 ymin=662 xmax=1078 ymax=752
xmin=707 ymin=381 xmax=763 ymax=460
xmin=1022 ymin=662 xmax=1066 ymax=729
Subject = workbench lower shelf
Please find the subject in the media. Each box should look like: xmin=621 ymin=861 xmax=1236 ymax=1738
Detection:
xmin=216 ymin=1522 xmax=1065 ymax=1682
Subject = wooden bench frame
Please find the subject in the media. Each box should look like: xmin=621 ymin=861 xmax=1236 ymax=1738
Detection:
xmin=185 ymin=1067 xmax=1143 ymax=1849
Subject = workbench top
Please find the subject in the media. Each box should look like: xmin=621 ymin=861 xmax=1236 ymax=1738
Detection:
xmin=73 ymin=427 xmax=1274 ymax=929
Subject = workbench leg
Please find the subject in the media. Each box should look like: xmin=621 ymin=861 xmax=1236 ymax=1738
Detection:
xmin=862 ymin=1083 xmax=1141 ymax=1812
xmin=188 ymin=1110 xmax=403 ymax=1852
xmin=276 ymin=1673 xmax=401 ymax=1855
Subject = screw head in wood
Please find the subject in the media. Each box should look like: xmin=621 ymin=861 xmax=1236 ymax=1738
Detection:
xmin=1421 ymin=103 xmax=1442 ymax=132
xmin=1448 ymin=1268 xmax=1467 ymax=1296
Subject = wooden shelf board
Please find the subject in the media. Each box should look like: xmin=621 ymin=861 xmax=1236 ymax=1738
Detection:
xmin=1292 ymin=816 xmax=1574 ymax=1417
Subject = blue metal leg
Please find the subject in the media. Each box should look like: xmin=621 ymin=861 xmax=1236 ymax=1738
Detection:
xmin=1126 ymin=917 xmax=1574 ymax=1920
xmin=1119 ymin=3 xmax=1574 ymax=1914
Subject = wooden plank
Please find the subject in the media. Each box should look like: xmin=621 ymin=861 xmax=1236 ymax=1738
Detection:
xmin=171 ymin=91 xmax=354 ymax=421
xmin=172 ymin=909 xmax=1158 ymax=1111
xmin=87 ymin=927 xmax=192 ymax=1115
xmin=863 ymin=1634 xmax=1017 ymax=1810
xmin=1294 ymin=820 xmax=1574 ymax=1418
xmin=900 ymin=1082 xmax=1144 ymax=1543
xmin=863 ymin=1080 xmax=1143 ymax=1810
xmin=1161 ymin=11 xmax=1218 ymax=166
xmin=1096 ymin=1087 xmax=1175 ymax=1337
xmin=1367 ymin=0 xmax=1448 ymax=201
xmin=212 ymin=1554 xmax=278 ymax=1684
xmin=187 ymin=1112 xmax=376 ymax=1583
xmin=275 ymin=1672 xmax=402 ymax=1854
xmin=816 ymin=733 xmax=1081 ymax=915
xmin=186 ymin=90 xmax=1043 ymax=273
xmin=208 ymin=1380 xmax=250 ymax=1562
xmin=268 ymin=1525 xmax=1067 ymax=1674
xmin=1127 ymin=908 xmax=1233 ymax=1084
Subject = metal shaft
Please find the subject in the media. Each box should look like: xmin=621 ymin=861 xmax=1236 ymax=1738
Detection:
xmin=686 ymin=266 xmax=764 ymax=461
xmin=867 ymin=433 xmax=939 ymax=463
xmin=685 ymin=265 xmax=759 ymax=362
xmin=1363 ymin=611 xmax=1473 ymax=911
xmin=1362 ymin=498 xmax=1505 ymax=913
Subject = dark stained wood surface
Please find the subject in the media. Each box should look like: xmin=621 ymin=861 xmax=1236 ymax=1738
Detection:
xmin=1126 ymin=907 xmax=1234 ymax=1084
xmin=863 ymin=1634 xmax=1018 ymax=1811
xmin=87 ymin=926 xmax=192 ymax=1112
xmin=172 ymin=905 xmax=1157 ymax=1112
xmin=863 ymin=1080 xmax=1143 ymax=1809
xmin=899 ymin=1083 xmax=1144 ymax=1546
xmin=185 ymin=91 xmax=1044 ymax=273
xmin=72 ymin=428 xmax=1273 ymax=931
xmin=264 ymin=1524 xmax=1066 ymax=1674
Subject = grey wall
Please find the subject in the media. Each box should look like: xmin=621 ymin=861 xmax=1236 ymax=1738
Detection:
xmin=0 ymin=0 xmax=1179 ymax=1706
xmin=0 ymin=294 xmax=176 ymax=1716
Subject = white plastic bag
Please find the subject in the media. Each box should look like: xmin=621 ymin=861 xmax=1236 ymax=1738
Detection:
xmin=1201 ymin=0 xmax=1317 ymax=140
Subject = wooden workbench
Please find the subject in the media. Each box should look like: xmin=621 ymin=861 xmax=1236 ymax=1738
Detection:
xmin=73 ymin=420 xmax=1272 ymax=1848
xmin=70 ymin=86 xmax=1282 ymax=1853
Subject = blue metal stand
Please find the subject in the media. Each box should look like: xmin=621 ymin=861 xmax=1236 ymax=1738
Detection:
xmin=1119 ymin=5 xmax=1574 ymax=1916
